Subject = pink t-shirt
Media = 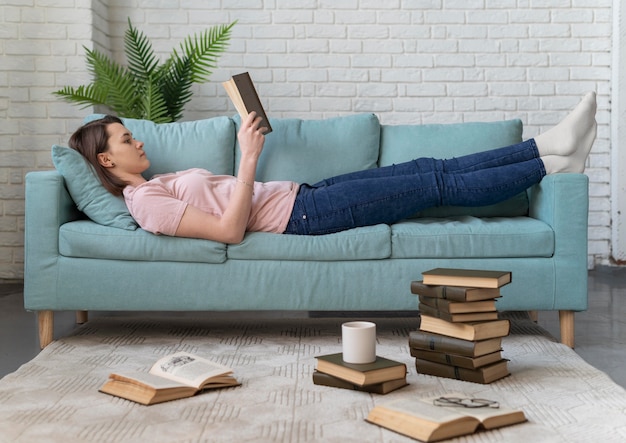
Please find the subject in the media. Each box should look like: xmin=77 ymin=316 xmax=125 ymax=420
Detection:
xmin=123 ymin=168 xmax=299 ymax=236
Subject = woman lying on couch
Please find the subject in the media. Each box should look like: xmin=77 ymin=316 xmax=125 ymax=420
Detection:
xmin=68 ymin=92 xmax=597 ymax=244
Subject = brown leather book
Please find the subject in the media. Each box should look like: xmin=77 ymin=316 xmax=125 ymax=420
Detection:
xmin=419 ymin=315 xmax=510 ymax=341
xmin=410 ymin=348 xmax=503 ymax=370
xmin=312 ymin=371 xmax=408 ymax=394
xmin=411 ymin=281 xmax=501 ymax=302
xmin=409 ymin=330 xmax=503 ymax=358
xmin=415 ymin=358 xmax=510 ymax=384
xmin=418 ymin=294 xmax=497 ymax=314
xmin=418 ymin=303 xmax=499 ymax=323
xmin=421 ymin=268 xmax=512 ymax=289
xmin=315 ymin=353 xmax=407 ymax=386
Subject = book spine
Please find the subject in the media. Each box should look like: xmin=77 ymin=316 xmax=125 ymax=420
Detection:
xmin=410 ymin=281 xmax=469 ymax=302
xmin=415 ymin=359 xmax=487 ymax=384
xmin=408 ymin=330 xmax=478 ymax=356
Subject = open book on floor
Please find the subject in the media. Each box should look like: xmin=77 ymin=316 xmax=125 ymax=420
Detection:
xmin=366 ymin=393 xmax=526 ymax=442
xmin=99 ymin=351 xmax=240 ymax=405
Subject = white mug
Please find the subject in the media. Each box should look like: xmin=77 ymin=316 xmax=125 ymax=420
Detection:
xmin=342 ymin=321 xmax=377 ymax=364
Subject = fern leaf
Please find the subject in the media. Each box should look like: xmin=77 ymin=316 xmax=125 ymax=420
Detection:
xmin=124 ymin=18 xmax=159 ymax=84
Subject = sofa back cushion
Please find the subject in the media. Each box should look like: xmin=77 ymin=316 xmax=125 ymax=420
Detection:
xmin=379 ymin=119 xmax=528 ymax=217
xmin=235 ymin=113 xmax=381 ymax=184
xmin=84 ymin=114 xmax=237 ymax=177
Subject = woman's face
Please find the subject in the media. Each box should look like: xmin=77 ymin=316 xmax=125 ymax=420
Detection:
xmin=99 ymin=123 xmax=150 ymax=175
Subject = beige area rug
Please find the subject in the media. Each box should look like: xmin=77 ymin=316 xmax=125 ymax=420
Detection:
xmin=1 ymin=313 xmax=626 ymax=443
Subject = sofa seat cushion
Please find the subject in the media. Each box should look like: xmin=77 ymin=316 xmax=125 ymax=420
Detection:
xmin=391 ymin=216 xmax=554 ymax=259
xmin=228 ymin=224 xmax=391 ymax=261
xmin=59 ymin=221 xmax=227 ymax=263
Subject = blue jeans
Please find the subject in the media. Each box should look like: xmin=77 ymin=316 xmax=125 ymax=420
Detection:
xmin=284 ymin=139 xmax=546 ymax=235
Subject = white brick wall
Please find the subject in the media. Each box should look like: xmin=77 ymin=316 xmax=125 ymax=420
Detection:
xmin=0 ymin=2 xmax=614 ymax=279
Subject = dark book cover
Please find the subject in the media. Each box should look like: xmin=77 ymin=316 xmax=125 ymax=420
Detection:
xmin=415 ymin=358 xmax=510 ymax=384
xmin=231 ymin=72 xmax=272 ymax=133
xmin=422 ymin=268 xmax=512 ymax=289
xmin=312 ymin=371 xmax=408 ymax=394
xmin=410 ymin=348 xmax=503 ymax=370
xmin=315 ymin=353 xmax=407 ymax=386
xmin=411 ymin=281 xmax=501 ymax=302
xmin=418 ymin=303 xmax=499 ymax=323
xmin=418 ymin=294 xmax=497 ymax=314
xmin=408 ymin=330 xmax=503 ymax=358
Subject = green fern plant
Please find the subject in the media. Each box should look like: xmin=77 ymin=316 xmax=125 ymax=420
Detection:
xmin=54 ymin=18 xmax=237 ymax=123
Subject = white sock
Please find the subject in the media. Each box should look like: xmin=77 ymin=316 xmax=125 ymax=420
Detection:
xmin=535 ymin=92 xmax=597 ymax=157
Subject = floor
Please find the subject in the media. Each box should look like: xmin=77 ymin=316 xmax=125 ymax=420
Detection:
xmin=1 ymin=266 xmax=625 ymax=388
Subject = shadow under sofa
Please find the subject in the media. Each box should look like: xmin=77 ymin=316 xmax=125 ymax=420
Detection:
xmin=24 ymin=113 xmax=589 ymax=349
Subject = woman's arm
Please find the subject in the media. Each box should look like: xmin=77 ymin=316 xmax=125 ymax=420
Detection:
xmin=174 ymin=112 xmax=266 ymax=244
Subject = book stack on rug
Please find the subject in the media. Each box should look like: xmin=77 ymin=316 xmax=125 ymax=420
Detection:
xmin=313 ymin=353 xmax=408 ymax=394
xmin=410 ymin=268 xmax=513 ymax=384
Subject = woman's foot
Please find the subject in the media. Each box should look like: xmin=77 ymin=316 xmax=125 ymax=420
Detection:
xmin=536 ymin=92 xmax=597 ymax=173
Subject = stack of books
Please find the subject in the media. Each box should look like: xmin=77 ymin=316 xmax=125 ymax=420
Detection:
xmin=410 ymin=268 xmax=513 ymax=384
xmin=313 ymin=353 xmax=408 ymax=394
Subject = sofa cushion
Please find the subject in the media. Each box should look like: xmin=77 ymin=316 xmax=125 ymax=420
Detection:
xmin=227 ymin=224 xmax=391 ymax=261
xmin=85 ymin=114 xmax=237 ymax=178
xmin=390 ymin=216 xmax=554 ymax=259
xmin=51 ymin=145 xmax=138 ymax=230
xmin=234 ymin=113 xmax=381 ymax=184
xmin=59 ymin=220 xmax=227 ymax=263
xmin=379 ymin=119 xmax=528 ymax=217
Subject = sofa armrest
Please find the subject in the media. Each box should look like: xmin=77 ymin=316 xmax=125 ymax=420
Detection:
xmin=24 ymin=170 xmax=82 ymax=309
xmin=527 ymin=173 xmax=589 ymax=310
xmin=528 ymin=173 xmax=589 ymax=255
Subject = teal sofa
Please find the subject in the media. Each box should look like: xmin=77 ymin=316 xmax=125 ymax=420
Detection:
xmin=24 ymin=113 xmax=588 ymax=349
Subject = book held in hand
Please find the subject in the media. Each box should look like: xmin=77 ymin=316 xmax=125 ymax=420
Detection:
xmin=422 ymin=268 xmax=512 ymax=289
xmin=312 ymin=370 xmax=408 ymax=394
xmin=222 ymin=72 xmax=272 ymax=133
xmin=314 ymin=353 xmax=407 ymax=386
xmin=366 ymin=393 xmax=526 ymax=442
xmin=99 ymin=351 xmax=240 ymax=405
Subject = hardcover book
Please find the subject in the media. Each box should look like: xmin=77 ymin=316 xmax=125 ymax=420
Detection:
xmin=222 ymin=71 xmax=273 ymax=133
xmin=421 ymin=268 xmax=512 ymax=289
xmin=411 ymin=281 xmax=501 ymax=302
xmin=408 ymin=330 xmax=503 ymax=358
xmin=410 ymin=348 xmax=503 ymax=370
xmin=418 ymin=303 xmax=499 ymax=323
xmin=366 ymin=393 xmax=526 ymax=442
xmin=312 ymin=371 xmax=408 ymax=394
xmin=418 ymin=294 xmax=497 ymax=314
xmin=415 ymin=358 xmax=510 ymax=384
xmin=99 ymin=352 xmax=240 ymax=405
xmin=314 ymin=353 xmax=407 ymax=386
xmin=419 ymin=315 xmax=511 ymax=341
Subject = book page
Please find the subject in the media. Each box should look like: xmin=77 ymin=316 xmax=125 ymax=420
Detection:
xmin=149 ymin=352 xmax=233 ymax=389
xmin=380 ymin=397 xmax=468 ymax=423
xmin=418 ymin=393 xmax=525 ymax=428
xmin=110 ymin=371 xmax=188 ymax=390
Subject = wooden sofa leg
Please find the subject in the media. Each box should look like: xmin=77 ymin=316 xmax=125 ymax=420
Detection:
xmin=559 ymin=310 xmax=575 ymax=348
xmin=528 ymin=311 xmax=538 ymax=322
xmin=76 ymin=310 xmax=88 ymax=324
xmin=38 ymin=310 xmax=54 ymax=349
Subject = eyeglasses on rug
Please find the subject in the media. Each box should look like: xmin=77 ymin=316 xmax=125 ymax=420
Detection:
xmin=433 ymin=396 xmax=500 ymax=409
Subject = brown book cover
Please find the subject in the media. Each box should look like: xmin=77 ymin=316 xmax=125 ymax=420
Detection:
xmin=408 ymin=330 xmax=503 ymax=358
xmin=419 ymin=315 xmax=510 ymax=341
xmin=315 ymin=353 xmax=407 ymax=386
xmin=415 ymin=358 xmax=510 ymax=384
xmin=222 ymin=72 xmax=272 ymax=133
xmin=411 ymin=281 xmax=501 ymax=302
xmin=422 ymin=268 xmax=512 ymax=289
xmin=410 ymin=348 xmax=503 ymax=370
xmin=418 ymin=303 xmax=499 ymax=323
xmin=366 ymin=394 xmax=526 ymax=442
xmin=418 ymin=294 xmax=497 ymax=314
xmin=312 ymin=371 xmax=408 ymax=394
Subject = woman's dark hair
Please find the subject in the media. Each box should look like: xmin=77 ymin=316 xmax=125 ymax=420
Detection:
xmin=68 ymin=115 xmax=129 ymax=196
